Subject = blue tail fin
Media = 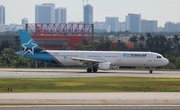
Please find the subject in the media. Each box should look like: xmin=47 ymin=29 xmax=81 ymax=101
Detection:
xmin=18 ymin=30 xmax=42 ymax=55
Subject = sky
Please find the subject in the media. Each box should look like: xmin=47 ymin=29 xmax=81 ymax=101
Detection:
xmin=1 ymin=0 xmax=180 ymax=27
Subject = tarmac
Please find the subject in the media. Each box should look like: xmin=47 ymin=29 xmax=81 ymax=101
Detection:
xmin=0 ymin=68 xmax=180 ymax=78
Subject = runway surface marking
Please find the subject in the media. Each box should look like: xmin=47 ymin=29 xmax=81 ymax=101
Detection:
xmin=100 ymin=100 xmax=107 ymax=103
xmin=32 ymin=99 xmax=39 ymax=103
xmin=164 ymin=100 xmax=170 ymax=104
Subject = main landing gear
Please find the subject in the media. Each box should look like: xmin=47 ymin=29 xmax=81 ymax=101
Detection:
xmin=87 ymin=67 xmax=98 ymax=73
xmin=149 ymin=70 xmax=153 ymax=74
xmin=149 ymin=67 xmax=153 ymax=74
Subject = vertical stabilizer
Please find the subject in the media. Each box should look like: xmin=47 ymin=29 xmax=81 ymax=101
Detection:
xmin=18 ymin=30 xmax=42 ymax=55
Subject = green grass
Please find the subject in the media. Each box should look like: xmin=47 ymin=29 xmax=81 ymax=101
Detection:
xmin=0 ymin=77 xmax=180 ymax=92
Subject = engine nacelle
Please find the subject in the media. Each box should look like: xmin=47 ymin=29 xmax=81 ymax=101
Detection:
xmin=111 ymin=65 xmax=118 ymax=69
xmin=76 ymin=61 xmax=84 ymax=65
xmin=98 ymin=62 xmax=111 ymax=70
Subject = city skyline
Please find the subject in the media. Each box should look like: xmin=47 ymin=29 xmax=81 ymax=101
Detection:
xmin=1 ymin=0 xmax=180 ymax=27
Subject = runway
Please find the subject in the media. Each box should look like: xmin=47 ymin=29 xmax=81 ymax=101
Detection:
xmin=0 ymin=68 xmax=180 ymax=109
xmin=0 ymin=68 xmax=179 ymax=78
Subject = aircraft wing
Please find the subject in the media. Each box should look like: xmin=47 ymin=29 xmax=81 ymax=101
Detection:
xmin=71 ymin=57 xmax=104 ymax=63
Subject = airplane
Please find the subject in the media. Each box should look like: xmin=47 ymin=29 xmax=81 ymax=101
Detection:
xmin=16 ymin=30 xmax=169 ymax=73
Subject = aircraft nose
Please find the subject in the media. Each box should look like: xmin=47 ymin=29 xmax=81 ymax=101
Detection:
xmin=164 ymin=58 xmax=169 ymax=65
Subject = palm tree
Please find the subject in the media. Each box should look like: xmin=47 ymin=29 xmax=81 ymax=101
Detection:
xmin=129 ymin=36 xmax=138 ymax=43
xmin=139 ymin=36 xmax=145 ymax=42
xmin=62 ymin=43 xmax=70 ymax=50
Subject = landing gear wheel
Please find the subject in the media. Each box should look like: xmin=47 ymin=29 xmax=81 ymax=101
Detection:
xmin=149 ymin=70 xmax=153 ymax=74
xmin=93 ymin=68 xmax=98 ymax=73
xmin=87 ymin=68 xmax=92 ymax=73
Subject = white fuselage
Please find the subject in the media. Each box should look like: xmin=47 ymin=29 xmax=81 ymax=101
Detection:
xmin=45 ymin=50 xmax=169 ymax=67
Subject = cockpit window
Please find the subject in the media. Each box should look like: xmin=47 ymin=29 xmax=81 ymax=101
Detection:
xmin=157 ymin=56 xmax=162 ymax=58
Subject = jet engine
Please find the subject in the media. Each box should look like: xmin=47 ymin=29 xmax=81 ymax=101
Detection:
xmin=98 ymin=62 xmax=111 ymax=70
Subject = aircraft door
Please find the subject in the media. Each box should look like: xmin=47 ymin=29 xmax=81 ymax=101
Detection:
xmin=117 ymin=54 xmax=121 ymax=61
xmin=148 ymin=54 xmax=152 ymax=62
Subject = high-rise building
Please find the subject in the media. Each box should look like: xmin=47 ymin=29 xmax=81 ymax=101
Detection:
xmin=0 ymin=5 xmax=5 ymax=24
xmin=55 ymin=7 xmax=67 ymax=23
xmin=164 ymin=22 xmax=178 ymax=32
xmin=94 ymin=21 xmax=110 ymax=33
xmin=176 ymin=22 xmax=180 ymax=32
xmin=0 ymin=24 xmax=5 ymax=32
xmin=22 ymin=18 xmax=28 ymax=25
xmin=35 ymin=3 xmax=55 ymax=23
xmin=105 ymin=17 xmax=119 ymax=32
xmin=84 ymin=4 xmax=93 ymax=24
xmin=141 ymin=19 xmax=157 ymax=33
xmin=126 ymin=13 xmax=141 ymax=33
xmin=119 ymin=22 xmax=126 ymax=32
xmin=157 ymin=26 xmax=164 ymax=32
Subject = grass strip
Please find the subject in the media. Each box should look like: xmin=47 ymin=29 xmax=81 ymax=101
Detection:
xmin=0 ymin=77 xmax=180 ymax=92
